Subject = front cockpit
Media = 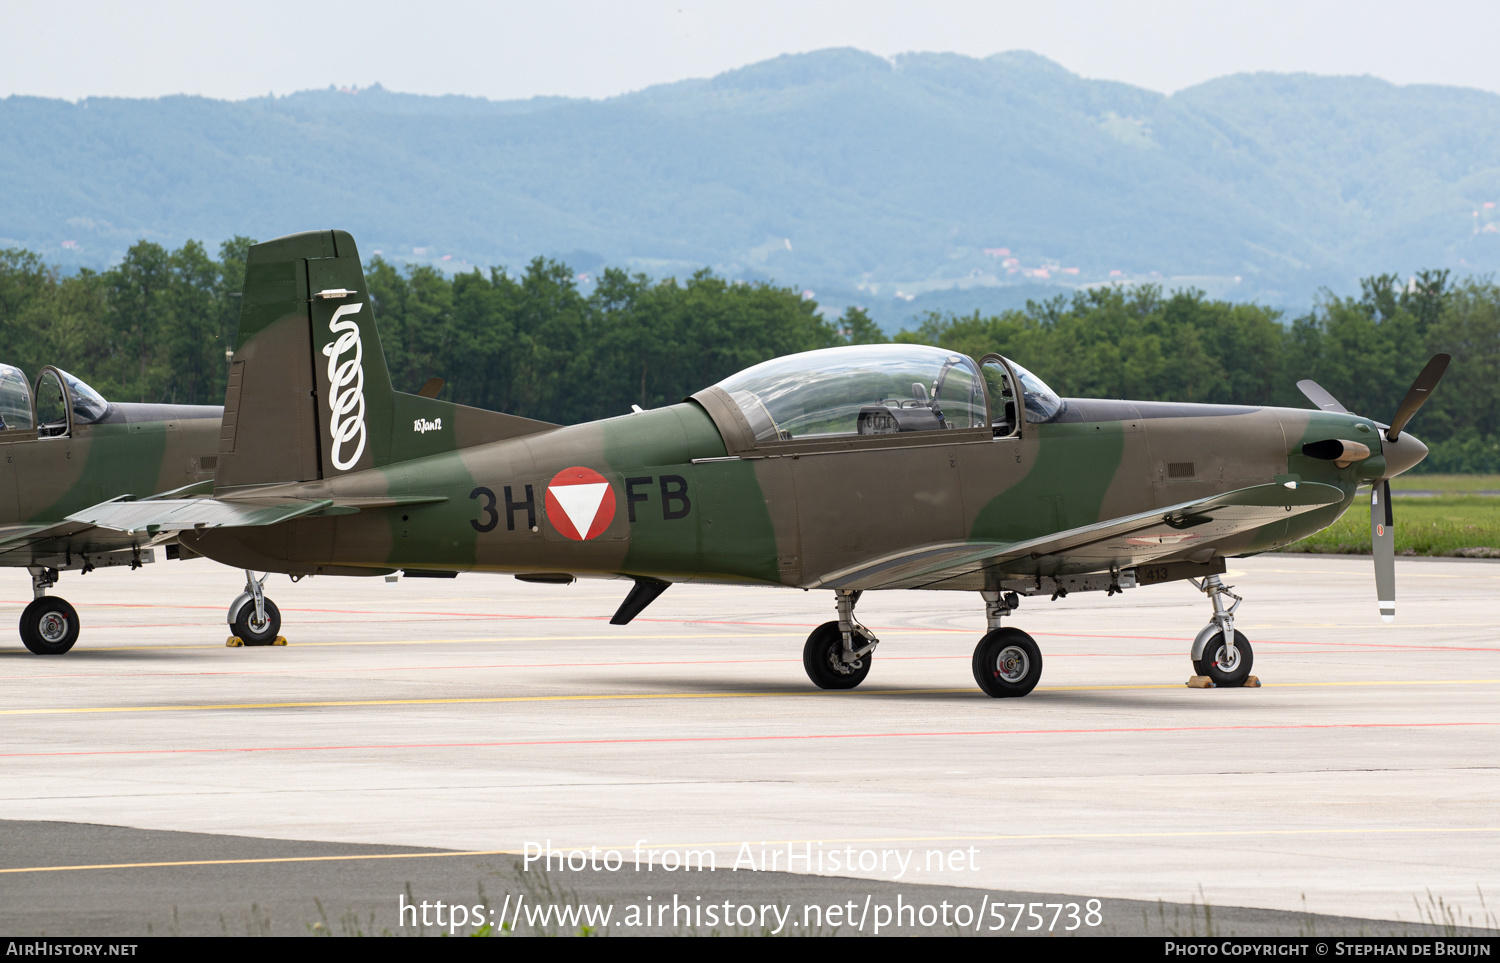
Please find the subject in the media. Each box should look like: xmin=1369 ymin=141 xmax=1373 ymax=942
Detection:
xmin=711 ymin=343 xmax=1064 ymax=444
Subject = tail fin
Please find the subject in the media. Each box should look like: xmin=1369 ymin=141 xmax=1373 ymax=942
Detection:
xmin=216 ymin=229 xmax=553 ymax=492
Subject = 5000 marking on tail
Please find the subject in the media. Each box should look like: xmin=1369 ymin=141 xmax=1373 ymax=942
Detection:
xmin=323 ymin=303 xmax=367 ymax=471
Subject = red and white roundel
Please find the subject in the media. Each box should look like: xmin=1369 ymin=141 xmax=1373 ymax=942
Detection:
xmin=544 ymin=466 xmax=616 ymax=541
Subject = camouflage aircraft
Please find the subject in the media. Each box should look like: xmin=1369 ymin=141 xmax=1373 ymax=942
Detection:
xmin=0 ymin=363 xmax=222 ymax=653
xmin=69 ymin=231 xmax=1447 ymax=697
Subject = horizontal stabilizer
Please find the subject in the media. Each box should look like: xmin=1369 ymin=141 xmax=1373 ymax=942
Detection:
xmin=66 ymin=498 xmax=335 ymax=534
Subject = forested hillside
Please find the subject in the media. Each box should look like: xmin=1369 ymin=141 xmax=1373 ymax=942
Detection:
xmin=5 ymin=49 xmax=1500 ymax=321
xmin=2 ymin=242 xmax=1495 ymax=472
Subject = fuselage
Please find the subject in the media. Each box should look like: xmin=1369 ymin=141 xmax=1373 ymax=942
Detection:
xmin=0 ymin=402 xmax=223 ymax=564
xmin=183 ymin=395 xmax=1392 ymax=588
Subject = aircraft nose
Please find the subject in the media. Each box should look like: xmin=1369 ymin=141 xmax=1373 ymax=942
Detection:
xmin=1382 ymin=431 xmax=1429 ymax=478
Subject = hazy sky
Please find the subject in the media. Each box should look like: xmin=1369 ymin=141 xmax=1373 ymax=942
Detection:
xmin=4 ymin=0 xmax=1499 ymax=102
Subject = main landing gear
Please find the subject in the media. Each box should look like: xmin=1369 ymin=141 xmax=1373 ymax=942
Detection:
xmin=799 ymin=568 xmax=1254 ymax=695
xmin=1188 ymin=573 xmax=1254 ymax=687
xmin=972 ymin=590 xmax=1043 ymax=698
xmin=802 ymin=590 xmax=879 ymax=689
xmin=227 ymin=570 xmax=282 ymax=646
xmin=19 ymin=566 xmax=78 ymax=655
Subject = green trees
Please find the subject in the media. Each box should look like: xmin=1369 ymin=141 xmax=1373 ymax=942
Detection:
xmin=901 ymin=273 xmax=1500 ymax=471
xmin=0 ymin=238 xmax=252 ymax=405
xmin=1 ymin=240 xmax=1496 ymax=471
xmin=367 ymin=258 xmax=855 ymax=423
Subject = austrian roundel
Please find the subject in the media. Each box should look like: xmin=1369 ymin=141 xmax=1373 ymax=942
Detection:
xmin=544 ymin=467 xmax=617 ymax=541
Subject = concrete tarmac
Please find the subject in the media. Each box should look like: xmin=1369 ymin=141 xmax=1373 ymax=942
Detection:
xmin=1 ymin=555 xmax=1497 ymax=935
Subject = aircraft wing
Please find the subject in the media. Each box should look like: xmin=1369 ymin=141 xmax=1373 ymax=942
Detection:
xmin=808 ymin=481 xmax=1347 ymax=591
xmin=64 ymin=491 xmax=449 ymax=535
xmin=65 ymin=497 xmax=337 ymax=534
xmin=0 ymin=524 xmax=59 ymax=552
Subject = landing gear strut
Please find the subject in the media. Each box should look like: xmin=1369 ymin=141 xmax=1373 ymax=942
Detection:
xmin=972 ymin=589 xmax=1043 ymax=698
xmin=227 ymin=570 xmax=282 ymax=646
xmin=19 ymin=566 xmax=78 ymax=655
xmin=802 ymin=589 xmax=878 ymax=689
xmin=1189 ymin=573 xmax=1254 ymax=686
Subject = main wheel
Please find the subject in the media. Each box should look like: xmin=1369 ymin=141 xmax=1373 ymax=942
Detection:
xmin=972 ymin=627 xmax=1043 ymax=698
xmin=20 ymin=597 xmax=80 ymax=655
xmin=230 ymin=596 xmax=281 ymax=646
xmin=1193 ymin=630 xmax=1253 ymax=687
xmin=802 ymin=620 xmax=873 ymax=690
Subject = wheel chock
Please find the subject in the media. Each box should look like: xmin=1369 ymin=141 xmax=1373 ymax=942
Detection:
xmin=272 ymin=636 xmax=287 ymax=646
xmin=226 ymin=636 xmax=243 ymax=647
xmin=1187 ymin=675 xmax=1262 ymax=688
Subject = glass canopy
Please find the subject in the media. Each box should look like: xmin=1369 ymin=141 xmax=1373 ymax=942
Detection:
xmin=715 ymin=343 xmax=988 ymax=442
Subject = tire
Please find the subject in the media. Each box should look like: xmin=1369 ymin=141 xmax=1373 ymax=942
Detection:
xmin=1193 ymin=630 xmax=1253 ymax=687
xmin=20 ymin=597 xmax=79 ymax=655
xmin=230 ymin=596 xmax=281 ymax=646
xmin=972 ymin=627 xmax=1043 ymax=698
xmin=802 ymin=620 xmax=873 ymax=690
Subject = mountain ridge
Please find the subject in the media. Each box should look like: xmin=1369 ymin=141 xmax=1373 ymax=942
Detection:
xmin=4 ymin=48 xmax=1499 ymax=327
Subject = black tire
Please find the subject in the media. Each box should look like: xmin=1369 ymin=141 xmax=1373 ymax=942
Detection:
xmin=1193 ymin=630 xmax=1253 ymax=686
xmin=230 ymin=596 xmax=281 ymax=646
xmin=802 ymin=620 xmax=873 ymax=690
xmin=20 ymin=597 xmax=79 ymax=655
xmin=972 ymin=627 xmax=1043 ymax=698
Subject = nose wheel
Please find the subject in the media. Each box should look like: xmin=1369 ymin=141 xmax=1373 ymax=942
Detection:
xmin=1192 ymin=629 xmax=1254 ymax=687
xmin=1189 ymin=573 xmax=1255 ymax=687
xmin=228 ymin=570 xmax=282 ymax=646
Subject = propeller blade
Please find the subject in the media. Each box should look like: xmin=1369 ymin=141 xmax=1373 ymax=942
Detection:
xmin=1371 ymin=480 xmax=1395 ymax=622
xmin=1385 ymin=354 xmax=1451 ymax=442
xmin=1296 ymin=380 xmax=1349 ymax=413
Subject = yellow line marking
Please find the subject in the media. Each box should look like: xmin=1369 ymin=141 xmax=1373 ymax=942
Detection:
xmin=5 ymin=679 xmax=1500 ymax=716
xmin=24 ymin=633 xmax=813 ymax=652
xmin=8 ymin=826 xmax=1500 ymax=875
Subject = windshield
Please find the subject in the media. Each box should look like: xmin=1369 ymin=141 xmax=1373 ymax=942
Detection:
xmin=0 ymin=364 xmax=31 ymax=431
xmin=56 ymin=369 xmax=110 ymax=424
xmin=1006 ymin=359 xmax=1064 ymax=422
xmin=715 ymin=344 xmax=986 ymax=442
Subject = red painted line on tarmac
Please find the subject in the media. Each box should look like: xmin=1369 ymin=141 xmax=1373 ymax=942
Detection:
xmin=5 ymin=720 xmax=1493 ymax=760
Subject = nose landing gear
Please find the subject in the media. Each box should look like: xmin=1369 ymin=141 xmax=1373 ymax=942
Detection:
xmin=227 ymin=570 xmax=283 ymax=646
xmin=19 ymin=566 xmax=78 ymax=655
xmin=1189 ymin=573 xmax=1254 ymax=687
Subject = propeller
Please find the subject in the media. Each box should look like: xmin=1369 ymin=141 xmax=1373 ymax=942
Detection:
xmin=1296 ymin=354 xmax=1451 ymax=623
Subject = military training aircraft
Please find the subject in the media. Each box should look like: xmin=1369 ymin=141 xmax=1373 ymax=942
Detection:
xmin=65 ymin=230 xmax=1448 ymax=697
xmin=0 ymin=363 xmax=223 ymax=652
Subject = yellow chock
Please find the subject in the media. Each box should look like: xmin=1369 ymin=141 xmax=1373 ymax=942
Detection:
xmin=226 ymin=636 xmax=243 ymax=647
xmin=272 ymin=636 xmax=288 ymax=646
xmin=1187 ymin=675 xmax=1261 ymax=688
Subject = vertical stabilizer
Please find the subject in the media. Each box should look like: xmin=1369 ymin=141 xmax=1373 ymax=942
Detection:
xmin=216 ymin=230 xmax=393 ymax=491
xmin=216 ymin=229 xmax=555 ymax=494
